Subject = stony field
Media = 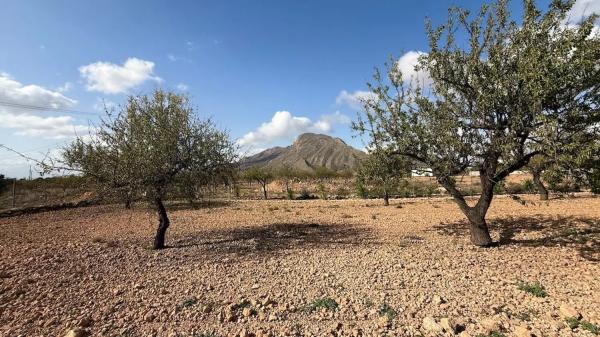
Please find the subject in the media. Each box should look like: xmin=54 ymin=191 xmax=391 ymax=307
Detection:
xmin=0 ymin=195 xmax=598 ymax=337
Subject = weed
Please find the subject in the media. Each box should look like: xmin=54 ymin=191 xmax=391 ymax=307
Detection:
xmin=378 ymin=303 xmax=397 ymax=320
xmin=566 ymin=317 xmax=580 ymax=329
xmin=176 ymin=296 xmax=198 ymax=312
xmin=581 ymin=321 xmax=600 ymax=335
xmin=364 ymin=299 xmax=374 ymax=308
xmin=565 ymin=317 xmax=600 ymax=335
xmin=516 ymin=280 xmax=547 ymax=297
xmin=307 ymin=297 xmax=338 ymax=312
xmin=371 ymin=214 xmax=377 ymax=220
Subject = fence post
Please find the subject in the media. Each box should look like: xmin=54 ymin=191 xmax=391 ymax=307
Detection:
xmin=11 ymin=179 xmax=16 ymax=208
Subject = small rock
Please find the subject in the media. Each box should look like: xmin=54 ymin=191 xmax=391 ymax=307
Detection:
xmin=480 ymin=317 xmax=501 ymax=333
xmin=378 ymin=316 xmax=391 ymax=328
xmin=440 ymin=317 xmax=455 ymax=333
xmin=432 ymin=295 xmax=445 ymax=305
xmin=559 ymin=303 xmax=581 ymax=319
xmin=144 ymin=312 xmax=156 ymax=322
xmin=268 ymin=313 xmax=277 ymax=321
xmin=242 ymin=307 xmax=253 ymax=317
xmin=513 ymin=325 xmax=532 ymax=337
xmin=65 ymin=328 xmax=89 ymax=337
xmin=251 ymin=283 xmax=260 ymax=290
xmin=422 ymin=316 xmax=443 ymax=333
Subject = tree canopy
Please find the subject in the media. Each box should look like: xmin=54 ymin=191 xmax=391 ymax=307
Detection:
xmin=354 ymin=0 xmax=600 ymax=245
xmin=64 ymin=89 xmax=237 ymax=249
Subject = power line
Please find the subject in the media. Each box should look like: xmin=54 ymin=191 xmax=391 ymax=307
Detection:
xmin=0 ymin=100 xmax=98 ymax=116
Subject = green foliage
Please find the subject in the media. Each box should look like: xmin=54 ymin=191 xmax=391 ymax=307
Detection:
xmin=63 ymin=90 xmax=237 ymax=248
xmin=313 ymin=166 xmax=338 ymax=180
xmin=307 ymin=297 xmax=338 ymax=312
xmin=286 ymin=188 xmax=295 ymax=200
xmin=357 ymin=149 xmax=411 ymax=200
xmin=565 ymin=317 xmax=600 ymax=334
xmin=355 ymin=179 xmax=369 ymax=199
xmin=354 ymin=0 xmax=600 ymax=244
xmin=378 ymin=303 xmax=397 ymax=320
xmin=64 ymin=89 xmax=237 ymax=205
xmin=516 ymin=280 xmax=547 ymax=298
xmin=176 ymin=296 xmax=198 ymax=312
xmin=581 ymin=321 xmax=600 ymax=335
xmin=565 ymin=317 xmax=581 ymax=329
xmin=242 ymin=167 xmax=274 ymax=199
xmin=521 ymin=179 xmax=534 ymax=193
xmin=317 ymin=182 xmax=328 ymax=200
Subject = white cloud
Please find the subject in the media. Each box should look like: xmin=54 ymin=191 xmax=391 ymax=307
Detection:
xmin=567 ymin=0 xmax=600 ymax=23
xmin=336 ymin=90 xmax=377 ymax=110
xmin=0 ymin=113 xmax=88 ymax=139
xmin=79 ymin=58 xmax=162 ymax=94
xmin=0 ymin=72 xmax=76 ymax=109
xmin=237 ymin=110 xmax=351 ymax=148
xmin=176 ymin=83 xmax=189 ymax=91
xmin=56 ymin=82 xmax=72 ymax=93
xmin=395 ymin=50 xmax=431 ymax=87
xmin=0 ymin=73 xmax=88 ymax=139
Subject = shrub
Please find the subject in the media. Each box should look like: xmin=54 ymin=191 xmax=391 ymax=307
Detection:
xmin=521 ymin=179 xmax=534 ymax=193
xmin=355 ymin=180 xmax=369 ymax=199
xmin=286 ymin=188 xmax=295 ymax=200
xmin=378 ymin=303 xmax=397 ymax=320
xmin=516 ymin=280 xmax=547 ymax=298
xmin=317 ymin=182 xmax=328 ymax=200
xmin=296 ymin=188 xmax=314 ymax=200
xmin=307 ymin=297 xmax=338 ymax=312
xmin=565 ymin=317 xmax=600 ymax=334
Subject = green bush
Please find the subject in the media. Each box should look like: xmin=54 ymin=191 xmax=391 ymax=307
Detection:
xmin=516 ymin=280 xmax=547 ymax=298
xmin=355 ymin=180 xmax=369 ymax=199
xmin=286 ymin=188 xmax=295 ymax=200
xmin=307 ymin=297 xmax=338 ymax=312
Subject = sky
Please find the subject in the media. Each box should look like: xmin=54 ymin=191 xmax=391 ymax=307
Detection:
xmin=1 ymin=0 xmax=598 ymax=178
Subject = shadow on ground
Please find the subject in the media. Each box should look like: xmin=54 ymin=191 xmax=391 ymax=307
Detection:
xmin=170 ymin=222 xmax=376 ymax=256
xmin=434 ymin=215 xmax=600 ymax=261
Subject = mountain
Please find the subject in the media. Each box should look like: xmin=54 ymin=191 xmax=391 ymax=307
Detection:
xmin=241 ymin=133 xmax=366 ymax=172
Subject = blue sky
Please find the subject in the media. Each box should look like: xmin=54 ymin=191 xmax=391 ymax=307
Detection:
xmin=1 ymin=0 xmax=597 ymax=177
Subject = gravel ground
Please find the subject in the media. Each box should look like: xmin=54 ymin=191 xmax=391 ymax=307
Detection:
xmin=0 ymin=195 xmax=598 ymax=337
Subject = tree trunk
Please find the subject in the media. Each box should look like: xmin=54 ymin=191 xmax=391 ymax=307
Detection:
xmin=153 ymin=198 xmax=170 ymax=249
xmin=383 ymin=190 xmax=390 ymax=206
xmin=262 ymin=183 xmax=268 ymax=200
xmin=466 ymin=209 xmax=493 ymax=246
xmin=532 ymin=171 xmax=548 ymax=200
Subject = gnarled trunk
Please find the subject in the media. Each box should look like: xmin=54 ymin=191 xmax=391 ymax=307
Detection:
xmin=153 ymin=197 xmax=170 ymax=249
xmin=466 ymin=209 xmax=493 ymax=246
xmin=383 ymin=190 xmax=390 ymax=206
xmin=532 ymin=171 xmax=548 ymax=200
